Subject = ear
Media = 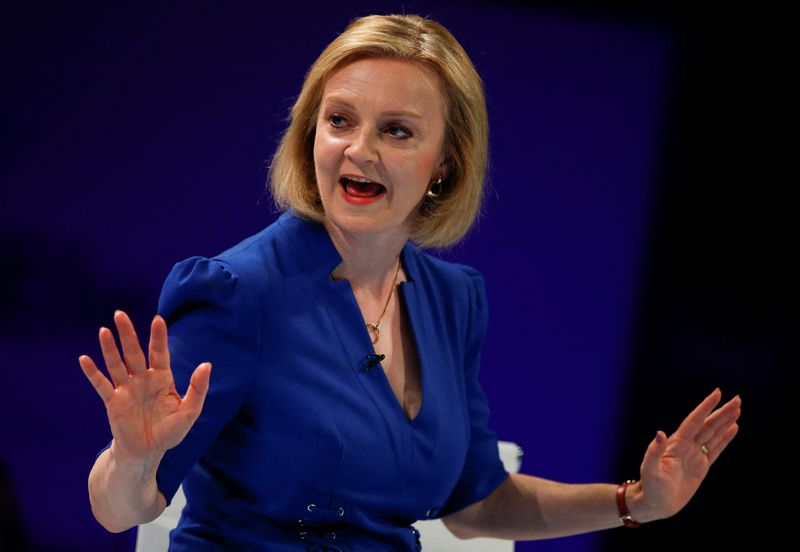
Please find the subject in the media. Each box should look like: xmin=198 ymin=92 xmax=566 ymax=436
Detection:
xmin=435 ymin=155 xmax=449 ymax=181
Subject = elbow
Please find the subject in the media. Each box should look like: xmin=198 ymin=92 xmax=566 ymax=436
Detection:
xmin=441 ymin=509 xmax=483 ymax=540
xmin=443 ymin=519 xmax=476 ymax=540
xmin=441 ymin=477 xmax=515 ymax=540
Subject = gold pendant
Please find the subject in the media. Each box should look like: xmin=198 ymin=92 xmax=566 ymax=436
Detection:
xmin=367 ymin=322 xmax=380 ymax=344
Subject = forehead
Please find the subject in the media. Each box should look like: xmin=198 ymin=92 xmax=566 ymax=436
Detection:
xmin=321 ymin=58 xmax=445 ymax=118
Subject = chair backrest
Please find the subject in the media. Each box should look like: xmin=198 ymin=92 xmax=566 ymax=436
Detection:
xmin=136 ymin=441 xmax=522 ymax=552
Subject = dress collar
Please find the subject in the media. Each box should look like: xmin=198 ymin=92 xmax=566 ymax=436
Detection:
xmin=277 ymin=210 xmax=419 ymax=284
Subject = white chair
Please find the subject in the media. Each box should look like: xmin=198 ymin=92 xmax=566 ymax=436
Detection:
xmin=136 ymin=441 xmax=522 ymax=551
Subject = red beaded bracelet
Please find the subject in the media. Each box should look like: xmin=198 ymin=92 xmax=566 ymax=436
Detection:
xmin=616 ymin=480 xmax=642 ymax=528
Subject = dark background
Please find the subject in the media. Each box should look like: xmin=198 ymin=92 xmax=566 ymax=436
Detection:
xmin=1 ymin=1 xmax=791 ymax=551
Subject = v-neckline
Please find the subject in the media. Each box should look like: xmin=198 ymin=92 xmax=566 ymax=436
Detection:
xmin=347 ymin=249 xmax=427 ymax=425
xmin=283 ymin=211 xmax=431 ymax=427
xmin=385 ymin=280 xmax=425 ymax=423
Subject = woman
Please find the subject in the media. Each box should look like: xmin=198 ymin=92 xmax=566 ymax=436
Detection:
xmin=80 ymin=14 xmax=741 ymax=551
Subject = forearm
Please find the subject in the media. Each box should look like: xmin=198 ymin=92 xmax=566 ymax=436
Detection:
xmin=88 ymin=443 xmax=167 ymax=533
xmin=445 ymin=473 xmax=654 ymax=541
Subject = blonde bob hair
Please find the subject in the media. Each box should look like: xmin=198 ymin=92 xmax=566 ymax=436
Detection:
xmin=269 ymin=14 xmax=488 ymax=249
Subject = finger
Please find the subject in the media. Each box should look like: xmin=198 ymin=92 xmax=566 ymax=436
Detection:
xmin=98 ymin=326 xmax=129 ymax=387
xmin=79 ymin=354 xmax=115 ymax=403
xmin=181 ymin=362 xmax=212 ymax=420
xmin=674 ymin=388 xmax=722 ymax=439
xmin=694 ymin=395 xmax=742 ymax=445
xmin=640 ymin=430 xmax=668 ymax=478
xmin=706 ymin=423 xmax=739 ymax=464
xmin=114 ymin=310 xmax=148 ymax=374
xmin=148 ymin=315 xmax=171 ymax=372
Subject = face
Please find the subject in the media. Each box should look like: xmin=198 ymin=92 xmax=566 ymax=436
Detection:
xmin=313 ymin=57 xmax=447 ymax=242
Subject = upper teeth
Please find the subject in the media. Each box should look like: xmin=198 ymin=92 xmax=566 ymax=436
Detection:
xmin=348 ymin=176 xmax=372 ymax=183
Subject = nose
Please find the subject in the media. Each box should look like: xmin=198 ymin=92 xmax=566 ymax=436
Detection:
xmin=344 ymin=125 xmax=379 ymax=165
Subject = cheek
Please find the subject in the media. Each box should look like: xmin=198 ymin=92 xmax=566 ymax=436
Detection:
xmin=314 ymin=129 xmax=347 ymax=161
xmin=313 ymin=131 xmax=337 ymax=176
xmin=403 ymin=149 xmax=441 ymax=184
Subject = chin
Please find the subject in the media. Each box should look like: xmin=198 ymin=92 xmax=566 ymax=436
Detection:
xmin=324 ymin=208 xmax=408 ymax=241
xmin=328 ymin=210 xmax=383 ymax=233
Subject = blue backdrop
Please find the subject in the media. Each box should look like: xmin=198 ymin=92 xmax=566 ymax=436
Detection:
xmin=2 ymin=1 xmax=785 ymax=551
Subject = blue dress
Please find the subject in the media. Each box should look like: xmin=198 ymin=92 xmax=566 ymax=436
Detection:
xmin=151 ymin=211 xmax=508 ymax=551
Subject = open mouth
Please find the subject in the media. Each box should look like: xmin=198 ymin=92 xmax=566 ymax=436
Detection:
xmin=339 ymin=176 xmax=386 ymax=199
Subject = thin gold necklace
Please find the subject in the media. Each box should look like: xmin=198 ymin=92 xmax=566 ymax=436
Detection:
xmin=330 ymin=257 xmax=402 ymax=344
xmin=366 ymin=258 xmax=402 ymax=344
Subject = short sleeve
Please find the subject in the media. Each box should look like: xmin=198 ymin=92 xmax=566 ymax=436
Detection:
xmin=438 ymin=267 xmax=509 ymax=517
xmin=153 ymin=256 xmax=262 ymax=505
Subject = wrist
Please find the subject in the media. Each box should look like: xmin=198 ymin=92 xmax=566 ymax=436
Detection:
xmin=90 ymin=441 xmax=166 ymax=531
xmin=108 ymin=440 xmax=164 ymax=477
xmin=622 ymin=480 xmax=659 ymax=525
xmin=616 ymin=480 xmax=641 ymax=528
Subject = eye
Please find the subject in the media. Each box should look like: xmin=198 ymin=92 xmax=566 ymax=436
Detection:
xmin=328 ymin=114 xmax=349 ymax=128
xmin=385 ymin=124 xmax=412 ymax=139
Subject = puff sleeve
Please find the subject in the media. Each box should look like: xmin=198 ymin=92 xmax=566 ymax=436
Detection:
xmin=438 ymin=267 xmax=509 ymax=517
xmin=153 ymin=256 xmax=262 ymax=504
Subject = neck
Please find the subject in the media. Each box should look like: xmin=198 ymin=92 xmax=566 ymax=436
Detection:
xmin=324 ymin=220 xmax=407 ymax=292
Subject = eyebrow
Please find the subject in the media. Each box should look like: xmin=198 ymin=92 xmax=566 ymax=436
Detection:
xmin=322 ymin=96 xmax=423 ymax=120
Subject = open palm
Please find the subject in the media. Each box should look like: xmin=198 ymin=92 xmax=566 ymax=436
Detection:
xmin=636 ymin=389 xmax=741 ymax=520
xmin=79 ymin=311 xmax=211 ymax=463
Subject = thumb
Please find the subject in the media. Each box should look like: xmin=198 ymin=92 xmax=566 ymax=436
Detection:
xmin=641 ymin=430 xmax=668 ymax=477
xmin=182 ymin=362 xmax=212 ymax=418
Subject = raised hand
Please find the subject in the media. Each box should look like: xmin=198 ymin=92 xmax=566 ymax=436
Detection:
xmin=80 ymin=311 xmax=212 ymax=464
xmin=631 ymin=388 xmax=741 ymax=522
